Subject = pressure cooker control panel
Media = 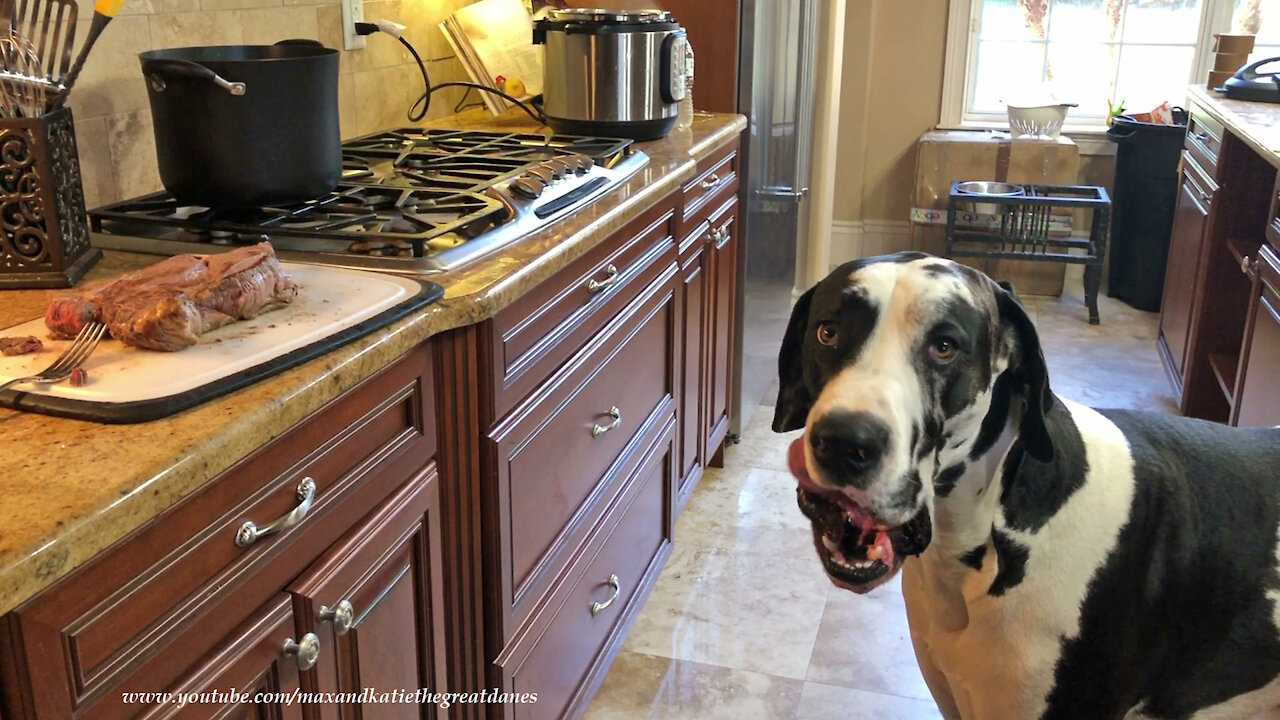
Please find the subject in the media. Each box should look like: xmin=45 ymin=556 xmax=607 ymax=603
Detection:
xmin=509 ymin=153 xmax=596 ymax=200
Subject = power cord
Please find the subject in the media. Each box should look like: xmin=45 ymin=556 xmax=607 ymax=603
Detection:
xmin=354 ymin=20 xmax=545 ymax=125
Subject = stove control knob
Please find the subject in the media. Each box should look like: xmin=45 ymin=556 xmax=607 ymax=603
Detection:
xmin=526 ymin=166 xmax=554 ymax=183
xmin=511 ymin=176 xmax=545 ymax=199
xmin=543 ymin=160 xmax=567 ymax=180
xmin=572 ymin=154 xmax=595 ymax=174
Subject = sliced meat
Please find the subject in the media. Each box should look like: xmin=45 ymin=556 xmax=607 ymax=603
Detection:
xmin=0 ymin=336 xmax=43 ymax=356
xmin=44 ymin=243 xmax=298 ymax=352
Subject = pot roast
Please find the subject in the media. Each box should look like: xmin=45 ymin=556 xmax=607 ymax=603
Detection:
xmin=45 ymin=243 xmax=298 ymax=352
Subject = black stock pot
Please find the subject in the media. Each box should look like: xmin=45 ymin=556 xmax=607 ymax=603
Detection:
xmin=139 ymin=40 xmax=340 ymax=208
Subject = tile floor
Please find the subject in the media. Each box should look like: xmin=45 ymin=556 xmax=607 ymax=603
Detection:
xmin=585 ymin=269 xmax=1184 ymax=719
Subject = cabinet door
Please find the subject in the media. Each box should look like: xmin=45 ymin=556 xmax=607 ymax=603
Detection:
xmin=1236 ymin=247 xmax=1280 ymax=427
xmin=1159 ymin=166 xmax=1211 ymax=380
xmin=136 ymin=596 xmax=305 ymax=720
xmin=705 ymin=199 xmax=738 ymax=461
xmin=289 ymin=465 xmax=447 ymax=720
xmin=677 ymin=222 xmax=709 ymax=505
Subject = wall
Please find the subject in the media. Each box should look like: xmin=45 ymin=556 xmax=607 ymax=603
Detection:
xmin=833 ymin=0 xmax=949 ymax=227
xmin=65 ymin=0 xmax=476 ymax=209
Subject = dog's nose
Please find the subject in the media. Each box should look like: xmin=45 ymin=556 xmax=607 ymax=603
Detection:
xmin=809 ymin=411 xmax=889 ymax=485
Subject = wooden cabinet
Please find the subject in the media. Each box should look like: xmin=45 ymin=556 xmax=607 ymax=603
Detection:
xmin=0 ymin=346 xmax=440 ymax=720
xmin=676 ymin=221 xmax=709 ymax=502
xmin=290 ymin=465 xmax=447 ymax=720
xmin=705 ymin=197 xmax=738 ymax=465
xmin=674 ymin=141 xmax=740 ymax=508
xmin=1235 ymin=244 xmax=1280 ymax=427
xmin=1158 ymin=102 xmax=1276 ymax=423
xmin=1159 ymin=155 xmax=1213 ymax=385
xmin=137 ymin=597 xmax=305 ymax=720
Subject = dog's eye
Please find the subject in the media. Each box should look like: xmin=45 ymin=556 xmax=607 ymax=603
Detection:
xmin=929 ymin=337 xmax=959 ymax=363
xmin=816 ymin=323 xmax=839 ymax=347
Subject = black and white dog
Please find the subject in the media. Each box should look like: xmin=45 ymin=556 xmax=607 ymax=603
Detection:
xmin=773 ymin=252 xmax=1280 ymax=720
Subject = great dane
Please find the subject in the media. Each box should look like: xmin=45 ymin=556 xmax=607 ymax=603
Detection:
xmin=773 ymin=252 xmax=1280 ymax=720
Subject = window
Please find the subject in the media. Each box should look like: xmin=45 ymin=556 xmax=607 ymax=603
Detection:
xmin=942 ymin=0 xmax=1280 ymax=130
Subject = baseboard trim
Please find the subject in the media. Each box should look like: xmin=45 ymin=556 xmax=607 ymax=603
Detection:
xmin=829 ymin=219 xmax=912 ymax=269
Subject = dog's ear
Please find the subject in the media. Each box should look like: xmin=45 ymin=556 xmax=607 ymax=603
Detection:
xmin=773 ymin=285 xmax=817 ymax=433
xmin=995 ymin=283 xmax=1055 ymax=462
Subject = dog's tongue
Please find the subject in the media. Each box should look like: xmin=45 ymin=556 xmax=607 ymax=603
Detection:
xmin=787 ymin=437 xmax=895 ymax=567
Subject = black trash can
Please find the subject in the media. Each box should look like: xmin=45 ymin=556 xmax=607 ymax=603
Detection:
xmin=1104 ymin=109 xmax=1188 ymax=312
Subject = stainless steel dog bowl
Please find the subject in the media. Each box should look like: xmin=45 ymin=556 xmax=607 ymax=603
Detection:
xmin=955 ymin=181 xmax=1025 ymax=215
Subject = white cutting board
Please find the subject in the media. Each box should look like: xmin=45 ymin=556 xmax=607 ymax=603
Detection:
xmin=0 ymin=263 xmax=424 ymax=404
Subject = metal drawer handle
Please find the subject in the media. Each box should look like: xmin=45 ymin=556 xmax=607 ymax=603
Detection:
xmin=586 ymin=264 xmax=619 ymax=294
xmin=318 ymin=599 xmax=356 ymax=636
xmin=235 ymin=477 xmax=317 ymax=548
xmin=710 ymin=227 xmax=725 ymax=243
xmin=700 ymin=173 xmax=721 ymax=191
xmin=281 ymin=632 xmax=320 ymax=671
xmin=589 ymin=574 xmax=621 ymax=616
xmin=591 ymin=407 xmax=622 ymax=437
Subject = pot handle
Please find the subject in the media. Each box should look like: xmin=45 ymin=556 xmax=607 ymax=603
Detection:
xmin=142 ymin=58 xmax=246 ymax=96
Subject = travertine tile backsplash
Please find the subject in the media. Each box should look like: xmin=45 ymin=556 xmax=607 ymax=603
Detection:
xmin=64 ymin=0 xmax=477 ymax=208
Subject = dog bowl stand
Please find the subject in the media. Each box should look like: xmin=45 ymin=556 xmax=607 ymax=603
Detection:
xmin=946 ymin=182 xmax=1110 ymax=324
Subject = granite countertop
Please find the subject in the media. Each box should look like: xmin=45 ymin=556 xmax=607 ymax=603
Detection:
xmin=0 ymin=111 xmax=747 ymax=615
xmin=1188 ymin=84 xmax=1280 ymax=168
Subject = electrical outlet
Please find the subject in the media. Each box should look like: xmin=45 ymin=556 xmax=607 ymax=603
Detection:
xmin=341 ymin=0 xmax=365 ymax=50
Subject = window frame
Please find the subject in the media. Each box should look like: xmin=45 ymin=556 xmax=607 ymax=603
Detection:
xmin=940 ymin=0 xmax=1237 ymax=135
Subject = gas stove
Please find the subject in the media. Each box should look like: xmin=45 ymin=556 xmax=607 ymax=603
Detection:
xmin=89 ymin=128 xmax=648 ymax=274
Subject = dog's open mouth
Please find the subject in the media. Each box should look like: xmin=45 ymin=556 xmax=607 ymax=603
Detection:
xmin=787 ymin=437 xmax=931 ymax=593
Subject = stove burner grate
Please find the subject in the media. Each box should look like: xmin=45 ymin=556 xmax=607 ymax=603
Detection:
xmin=89 ymin=185 xmax=508 ymax=257
xmin=342 ymin=128 xmax=632 ymax=167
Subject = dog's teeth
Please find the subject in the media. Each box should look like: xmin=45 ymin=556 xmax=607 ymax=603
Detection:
xmin=822 ymin=536 xmax=838 ymax=552
xmin=867 ymin=545 xmax=883 ymax=561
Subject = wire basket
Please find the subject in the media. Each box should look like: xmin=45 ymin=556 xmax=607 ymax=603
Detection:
xmin=946 ymin=181 xmax=1110 ymax=324
xmin=0 ymin=106 xmax=100 ymax=288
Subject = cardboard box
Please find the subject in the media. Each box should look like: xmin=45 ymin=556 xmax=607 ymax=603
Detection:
xmin=912 ymin=130 xmax=1081 ymax=296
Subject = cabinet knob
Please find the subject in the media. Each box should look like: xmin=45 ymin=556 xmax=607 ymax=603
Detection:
xmin=700 ymin=173 xmax=721 ymax=191
xmin=591 ymin=407 xmax=622 ymax=437
xmin=318 ymin=599 xmax=356 ymax=636
xmin=235 ymin=477 xmax=317 ymax=548
xmin=589 ymin=574 xmax=622 ymax=616
xmin=586 ymin=264 xmax=620 ymax=294
xmin=281 ymin=632 xmax=320 ymax=671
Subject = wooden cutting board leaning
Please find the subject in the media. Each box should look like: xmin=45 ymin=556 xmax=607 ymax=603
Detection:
xmin=0 ymin=263 xmax=443 ymax=423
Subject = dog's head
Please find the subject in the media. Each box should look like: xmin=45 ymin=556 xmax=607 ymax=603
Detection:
xmin=774 ymin=252 xmax=1053 ymax=593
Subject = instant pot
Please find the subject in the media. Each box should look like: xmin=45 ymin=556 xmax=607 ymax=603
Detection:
xmin=533 ymin=8 xmax=687 ymax=140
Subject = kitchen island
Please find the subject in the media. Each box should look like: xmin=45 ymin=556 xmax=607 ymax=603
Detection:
xmin=1157 ymin=86 xmax=1280 ymax=427
xmin=0 ymin=111 xmax=746 ymax=720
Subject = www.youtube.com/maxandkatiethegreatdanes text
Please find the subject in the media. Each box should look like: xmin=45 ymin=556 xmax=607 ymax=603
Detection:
xmin=120 ymin=688 xmax=538 ymax=709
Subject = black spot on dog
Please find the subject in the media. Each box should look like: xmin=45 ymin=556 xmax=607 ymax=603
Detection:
xmin=998 ymin=402 xmax=1088 ymax=533
xmin=934 ymin=463 xmax=966 ymax=497
xmin=959 ymin=543 xmax=986 ymax=570
xmin=921 ymin=262 xmax=955 ymax=276
xmin=917 ymin=415 xmax=943 ymax=462
xmin=887 ymin=469 xmax=923 ymax=511
xmin=988 ymin=527 xmax=1028 ymax=596
xmin=1040 ymin=412 xmax=1280 ymax=719
xmin=969 ymin=371 xmax=1013 ymax=460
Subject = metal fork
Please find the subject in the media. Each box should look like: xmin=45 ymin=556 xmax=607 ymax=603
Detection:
xmin=0 ymin=321 xmax=105 ymax=393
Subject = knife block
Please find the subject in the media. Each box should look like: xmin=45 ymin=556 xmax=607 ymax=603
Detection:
xmin=0 ymin=106 xmax=100 ymax=288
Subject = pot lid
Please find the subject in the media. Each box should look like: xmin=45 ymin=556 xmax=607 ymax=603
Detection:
xmin=545 ymin=7 xmax=672 ymax=23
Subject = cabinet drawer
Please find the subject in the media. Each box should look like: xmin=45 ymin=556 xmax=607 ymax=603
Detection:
xmin=9 ymin=347 xmax=435 ymax=718
xmin=681 ymin=143 xmax=739 ymax=231
xmin=1186 ymin=108 xmax=1223 ymax=177
xmin=490 ymin=198 xmax=678 ymax=418
xmin=499 ymin=423 xmax=674 ymax=720
xmin=491 ymin=261 xmax=677 ymax=626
